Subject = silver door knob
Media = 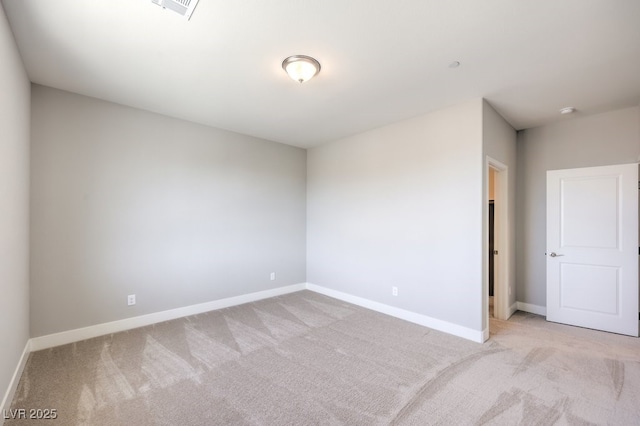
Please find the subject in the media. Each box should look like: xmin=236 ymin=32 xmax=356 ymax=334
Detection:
xmin=549 ymin=252 xmax=564 ymax=257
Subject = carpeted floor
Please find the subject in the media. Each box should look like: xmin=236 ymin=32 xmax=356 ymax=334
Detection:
xmin=6 ymin=291 xmax=640 ymax=425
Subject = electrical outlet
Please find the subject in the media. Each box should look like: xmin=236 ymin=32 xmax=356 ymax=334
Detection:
xmin=270 ymin=272 xmax=276 ymax=281
xmin=127 ymin=294 xmax=136 ymax=306
xmin=392 ymin=286 xmax=398 ymax=296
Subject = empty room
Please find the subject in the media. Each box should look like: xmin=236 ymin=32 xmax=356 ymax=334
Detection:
xmin=1 ymin=0 xmax=640 ymax=424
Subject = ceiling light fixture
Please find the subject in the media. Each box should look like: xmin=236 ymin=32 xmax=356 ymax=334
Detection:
xmin=151 ymin=0 xmax=200 ymax=20
xmin=282 ymin=55 xmax=321 ymax=83
xmin=559 ymin=107 xmax=576 ymax=115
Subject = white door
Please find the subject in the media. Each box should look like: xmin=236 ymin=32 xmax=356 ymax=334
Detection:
xmin=547 ymin=163 xmax=638 ymax=337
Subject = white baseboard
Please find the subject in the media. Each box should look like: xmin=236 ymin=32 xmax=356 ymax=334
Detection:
xmin=30 ymin=283 xmax=306 ymax=351
xmin=30 ymin=281 xmax=489 ymax=352
xmin=516 ymin=301 xmax=546 ymax=316
xmin=305 ymin=283 xmax=484 ymax=343
xmin=482 ymin=327 xmax=490 ymax=342
xmin=1 ymin=340 xmax=30 ymax=425
xmin=507 ymin=302 xmax=518 ymax=318
xmin=5 ymin=284 xmax=539 ymax=420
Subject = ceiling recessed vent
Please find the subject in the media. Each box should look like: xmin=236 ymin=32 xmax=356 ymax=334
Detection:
xmin=151 ymin=0 xmax=200 ymax=20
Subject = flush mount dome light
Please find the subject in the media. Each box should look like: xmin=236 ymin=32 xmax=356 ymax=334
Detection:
xmin=282 ymin=55 xmax=321 ymax=83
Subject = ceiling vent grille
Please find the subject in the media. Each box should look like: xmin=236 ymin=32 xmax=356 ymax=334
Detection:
xmin=151 ymin=0 xmax=200 ymax=20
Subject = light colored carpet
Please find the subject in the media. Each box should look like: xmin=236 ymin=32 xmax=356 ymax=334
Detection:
xmin=7 ymin=291 xmax=640 ymax=425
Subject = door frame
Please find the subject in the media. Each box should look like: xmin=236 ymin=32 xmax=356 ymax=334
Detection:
xmin=484 ymin=157 xmax=510 ymax=340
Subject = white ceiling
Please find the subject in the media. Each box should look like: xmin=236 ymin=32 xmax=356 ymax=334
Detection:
xmin=3 ymin=0 xmax=640 ymax=148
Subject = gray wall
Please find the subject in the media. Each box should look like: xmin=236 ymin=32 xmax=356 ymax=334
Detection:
xmin=0 ymin=2 xmax=30 ymax=409
xmin=307 ymin=99 xmax=484 ymax=331
xmin=482 ymin=100 xmax=517 ymax=326
xmin=516 ymin=106 xmax=640 ymax=307
xmin=30 ymin=85 xmax=307 ymax=337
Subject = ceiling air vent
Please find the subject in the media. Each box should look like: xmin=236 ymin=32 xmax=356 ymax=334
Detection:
xmin=151 ymin=0 xmax=200 ymax=20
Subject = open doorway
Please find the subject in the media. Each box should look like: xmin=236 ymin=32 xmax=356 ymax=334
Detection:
xmin=488 ymin=168 xmax=497 ymax=320
xmin=485 ymin=157 xmax=510 ymax=339
xmin=489 ymin=198 xmax=495 ymax=316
